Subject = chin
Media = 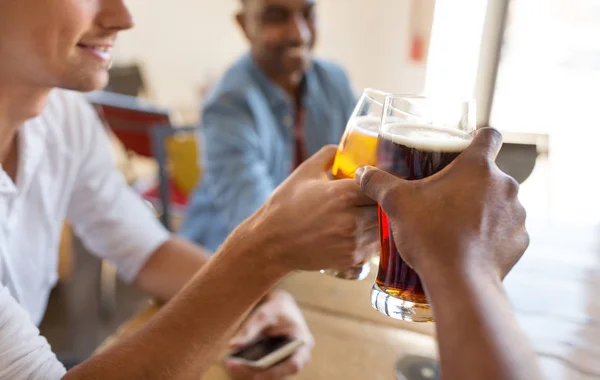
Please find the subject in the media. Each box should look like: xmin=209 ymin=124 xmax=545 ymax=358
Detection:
xmin=59 ymin=70 xmax=109 ymax=93
xmin=286 ymin=58 xmax=312 ymax=76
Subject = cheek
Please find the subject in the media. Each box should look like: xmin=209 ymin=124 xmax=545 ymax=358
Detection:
xmin=23 ymin=19 xmax=84 ymax=70
xmin=0 ymin=30 xmax=53 ymax=80
xmin=257 ymin=26 xmax=288 ymax=49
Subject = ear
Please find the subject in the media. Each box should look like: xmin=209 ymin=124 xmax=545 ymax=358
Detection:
xmin=235 ymin=12 xmax=251 ymax=41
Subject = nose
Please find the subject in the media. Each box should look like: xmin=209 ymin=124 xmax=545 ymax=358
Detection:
xmin=287 ymin=14 xmax=312 ymax=45
xmin=97 ymin=0 xmax=135 ymax=31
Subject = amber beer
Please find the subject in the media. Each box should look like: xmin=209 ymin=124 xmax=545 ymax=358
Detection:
xmin=332 ymin=116 xmax=380 ymax=180
xmin=325 ymin=115 xmax=381 ymax=280
xmin=376 ymin=123 xmax=472 ymax=307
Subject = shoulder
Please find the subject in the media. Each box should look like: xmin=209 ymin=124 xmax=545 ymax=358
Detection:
xmin=204 ymin=55 xmax=257 ymax=109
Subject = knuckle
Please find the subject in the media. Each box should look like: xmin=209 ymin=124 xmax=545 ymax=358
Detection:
xmin=522 ymin=230 xmax=531 ymax=251
xmin=359 ymin=168 xmax=377 ymax=191
xmin=518 ymin=202 xmax=527 ymax=223
xmin=504 ymin=174 xmax=520 ymax=196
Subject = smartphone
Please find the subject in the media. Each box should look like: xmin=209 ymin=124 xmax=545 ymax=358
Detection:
xmin=227 ymin=335 xmax=304 ymax=370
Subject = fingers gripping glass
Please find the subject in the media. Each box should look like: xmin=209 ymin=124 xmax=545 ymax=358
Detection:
xmin=371 ymin=95 xmax=475 ymax=322
xmin=321 ymin=88 xmax=388 ymax=281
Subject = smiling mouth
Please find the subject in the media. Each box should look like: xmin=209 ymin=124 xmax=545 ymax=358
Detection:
xmin=77 ymin=43 xmax=113 ymax=62
xmin=285 ymin=46 xmax=309 ymax=58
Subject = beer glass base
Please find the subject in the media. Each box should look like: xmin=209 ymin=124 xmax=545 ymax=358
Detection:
xmin=370 ymin=285 xmax=434 ymax=322
xmin=320 ymin=261 xmax=371 ymax=281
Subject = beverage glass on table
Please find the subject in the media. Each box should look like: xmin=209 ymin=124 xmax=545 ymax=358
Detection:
xmin=371 ymin=95 xmax=475 ymax=322
xmin=322 ymin=88 xmax=387 ymax=280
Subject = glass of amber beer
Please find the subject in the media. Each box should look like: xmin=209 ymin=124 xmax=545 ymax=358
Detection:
xmin=371 ymin=95 xmax=475 ymax=321
xmin=322 ymin=88 xmax=387 ymax=280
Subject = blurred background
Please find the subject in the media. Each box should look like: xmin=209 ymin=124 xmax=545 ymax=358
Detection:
xmin=112 ymin=0 xmax=432 ymax=120
xmin=107 ymin=0 xmax=600 ymax=222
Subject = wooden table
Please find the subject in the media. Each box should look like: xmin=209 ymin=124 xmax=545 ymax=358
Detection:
xmin=99 ymin=219 xmax=600 ymax=379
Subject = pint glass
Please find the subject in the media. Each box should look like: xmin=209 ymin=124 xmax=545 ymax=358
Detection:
xmin=323 ymin=88 xmax=387 ymax=280
xmin=371 ymin=95 xmax=475 ymax=321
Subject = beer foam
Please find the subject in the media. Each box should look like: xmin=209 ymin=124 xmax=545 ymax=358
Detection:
xmin=380 ymin=123 xmax=472 ymax=152
xmin=349 ymin=116 xmax=380 ymax=138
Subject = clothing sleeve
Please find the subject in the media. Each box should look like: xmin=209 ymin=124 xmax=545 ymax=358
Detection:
xmin=66 ymin=98 xmax=170 ymax=283
xmin=200 ymin=94 xmax=276 ymax=236
xmin=0 ymin=285 xmax=66 ymax=380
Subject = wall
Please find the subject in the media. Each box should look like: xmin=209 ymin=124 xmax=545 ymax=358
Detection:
xmin=114 ymin=0 xmax=431 ymax=116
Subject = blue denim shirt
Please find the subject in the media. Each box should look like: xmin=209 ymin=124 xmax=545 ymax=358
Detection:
xmin=179 ymin=53 xmax=356 ymax=251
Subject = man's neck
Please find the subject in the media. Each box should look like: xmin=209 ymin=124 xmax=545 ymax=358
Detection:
xmin=271 ymin=72 xmax=303 ymax=103
xmin=0 ymin=82 xmax=50 ymax=164
xmin=252 ymin=55 xmax=304 ymax=103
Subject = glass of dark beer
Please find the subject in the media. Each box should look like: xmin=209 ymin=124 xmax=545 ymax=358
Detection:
xmin=371 ymin=95 xmax=475 ymax=322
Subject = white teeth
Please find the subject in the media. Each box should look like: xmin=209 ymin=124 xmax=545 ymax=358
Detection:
xmin=95 ymin=49 xmax=112 ymax=61
xmin=79 ymin=43 xmax=113 ymax=61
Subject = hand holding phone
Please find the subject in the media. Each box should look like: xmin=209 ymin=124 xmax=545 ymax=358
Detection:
xmin=227 ymin=335 xmax=304 ymax=370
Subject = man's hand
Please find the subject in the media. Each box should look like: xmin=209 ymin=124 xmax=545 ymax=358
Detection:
xmin=356 ymin=128 xmax=540 ymax=380
xmin=356 ymin=128 xmax=529 ymax=282
xmin=244 ymin=145 xmax=378 ymax=274
xmin=225 ymin=290 xmax=314 ymax=380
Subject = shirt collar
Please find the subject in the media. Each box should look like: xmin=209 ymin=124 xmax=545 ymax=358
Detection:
xmin=15 ymin=116 xmax=47 ymax=196
xmin=0 ymin=168 xmax=16 ymax=196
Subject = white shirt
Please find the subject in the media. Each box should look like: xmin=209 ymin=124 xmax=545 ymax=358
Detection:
xmin=0 ymin=284 xmax=66 ymax=379
xmin=0 ymin=89 xmax=170 ymax=326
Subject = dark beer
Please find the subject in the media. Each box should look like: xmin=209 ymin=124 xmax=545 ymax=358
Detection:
xmin=376 ymin=123 xmax=471 ymax=304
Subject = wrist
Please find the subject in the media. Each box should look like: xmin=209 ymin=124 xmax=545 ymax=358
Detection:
xmin=423 ymin=264 xmax=505 ymax=307
xmin=221 ymin=214 xmax=292 ymax=281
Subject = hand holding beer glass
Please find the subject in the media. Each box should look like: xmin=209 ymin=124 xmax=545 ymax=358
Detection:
xmin=321 ymin=88 xmax=387 ymax=280
xmin=371 ymin=95 xmax=475 ymax=322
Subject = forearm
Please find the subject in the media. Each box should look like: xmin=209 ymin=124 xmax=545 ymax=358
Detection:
xmin=65 ymin=231 xmax=288 ymax=380
xmin=134 ymin=237 xmax=211 ymax=302
xmin=426 ymin=268 xmax=542 ymax=380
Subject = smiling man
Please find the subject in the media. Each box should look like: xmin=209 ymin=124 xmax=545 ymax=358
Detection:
xmin=180 ymin=0 xmax=357 ymax=252
xmin=0 ymin=0 xmax=375 ymax=379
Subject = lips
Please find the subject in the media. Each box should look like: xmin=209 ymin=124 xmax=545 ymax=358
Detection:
xmin=77 ymin=43 xmax=113 ymax=61
xmin=286 ymin=46 xmax=305 ymax=57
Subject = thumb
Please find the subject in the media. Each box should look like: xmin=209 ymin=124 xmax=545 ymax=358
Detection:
xmin=297 ymin=145 xmax=338 ymax=177
xmin=229 ymin=308 xmax=273 ymax=349
xmin=355 ymin=166 xmax=407 ymax=207
xmin=463 ymin=127 xmax=503 ymax=162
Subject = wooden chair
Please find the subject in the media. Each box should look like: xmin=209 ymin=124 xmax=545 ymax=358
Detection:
xmin=105 ymin=64 xmax=146 ymax=97
xmin=87 ymin=91 xmax=171 ymax=316
xmin=88 ymin=91 xmax=203 ymax=315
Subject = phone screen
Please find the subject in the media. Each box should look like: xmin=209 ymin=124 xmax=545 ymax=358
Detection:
xmin=230 ymin=335 xmax=294 ymax=362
